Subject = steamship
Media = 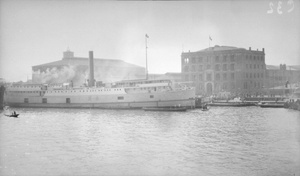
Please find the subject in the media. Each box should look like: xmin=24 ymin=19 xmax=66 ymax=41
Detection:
xmin=4 ymin=51 xmax=195 ymax=109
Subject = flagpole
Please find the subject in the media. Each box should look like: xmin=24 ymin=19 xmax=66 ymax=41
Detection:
xmin=145 ymin=34 xmax=148 ymax=80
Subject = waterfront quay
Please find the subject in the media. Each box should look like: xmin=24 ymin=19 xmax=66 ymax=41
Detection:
xmin=1 ymin=107 xmax=299 ymax=176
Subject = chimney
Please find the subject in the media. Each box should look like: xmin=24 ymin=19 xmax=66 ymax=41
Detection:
xmin=88 ymin=51 xmax=95 ymax=87
xmin=262 ymin=48 xmax=265 ymax=53
xmin=249 ymin=47 xmax=251 ymax=51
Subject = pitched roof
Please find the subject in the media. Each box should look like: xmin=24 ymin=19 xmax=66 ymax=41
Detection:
xmin=32 ymin=57 xmax=143 ymax=69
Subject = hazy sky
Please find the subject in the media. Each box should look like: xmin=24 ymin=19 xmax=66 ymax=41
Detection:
xmin=1 ymin=0 xmax=299 ymax=81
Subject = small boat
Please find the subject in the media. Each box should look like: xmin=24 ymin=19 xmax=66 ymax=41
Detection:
xmin=5 ymin=114 xmax=19 ymax=118
xmin=258 ymin=103 xmax=284 ymax=108
xmin=257 ymin=101 xmax=285 ymax=108
xmin=143 ymin=107 xmax=187 ymax=112
xmin=201 ymin=108 xmax=209 ymax=111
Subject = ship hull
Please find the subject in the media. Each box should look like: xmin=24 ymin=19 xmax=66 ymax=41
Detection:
xmin=4 ymin=89 xmax=195 ymax=109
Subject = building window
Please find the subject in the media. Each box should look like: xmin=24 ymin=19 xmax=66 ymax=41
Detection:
xmin=223 ymin=55 xmax=227 ymax=62
xmin=192 ymin=65 xmax=195 ymax=72
xmin=150 ymin=95 xmax=154 ymax=98
xmin=215 ymin=56 xmax=219 ymax=62
xmin=207 ymin=64 xmax=211 ymax=69
xmin=230 ymin=64 xmax=235 ymax=71
xmin=184 ymin=58 xmax=189 ymax=64
xmin=250 ymin=64 xmax=252 ymax=69
xmin=42 ymin=98 xmax=47 ymax=104
xmin=246 ymin=73 xmax=248 ymax=78
xmin=184 ymin=66 xmax=189 ymax=72
xmin=223 ymin=73 xmax=227 ymax=80
xmin=215 ymin=64 xmax=220 ymax=71
xmin=206 ymin=73 xmax=212 ymax=81
xmin=117 ymin=96 xmax=124 ymax=100
xmin=261 ymin=73 xmax=263 ymax=78
xmin=216 ymin=73 xmax=220 ymax=80
xmin=199 ymin=74 xmax=203 ymax=81
xmin=231 ymin=73 xmax=235 ymax=80
xmin=254 ymin=64 xmax=256 ymax=69
xmin=191 ymin=58 xmax=195 ymax=63
xmin=230 ymin=55 xmax=235 ymax=62
xmin=223 ymin=64 xmax=227 ymax=71
xmin=24 ymin=98 xmax=28 ymax=103
xmin=223 ymin=83 xmax=228 ymax=90
xmin=231 ymin=83 xmax=235 ymax=89
xmin=250 ymin=73 xmax=252 ymax=78
xmin=185 ymin=75 xmax=189 ymax=81
xmin=192 ymin=75 xmax=196 ymax=81
xmin=66 ymin=98 xmax=70 ymax=103
xmin=199 ymin=57 xmax=203 ymax=63
xmin=199 ymin=65 xmax=203 ymax=71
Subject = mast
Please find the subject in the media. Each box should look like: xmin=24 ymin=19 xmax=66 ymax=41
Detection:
xmin=145 ymin=34 xmax=149 ymax=80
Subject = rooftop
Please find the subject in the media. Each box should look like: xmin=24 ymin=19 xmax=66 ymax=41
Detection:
xmin=32 ymin=51 xmax=144 ymax=70
xmin=266 ymin=65 xmax=300 ymax=71
xmin=183 ymin=45 xmax=264 ymax=54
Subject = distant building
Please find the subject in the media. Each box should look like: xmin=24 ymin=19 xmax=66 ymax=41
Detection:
xmin=148 ymin=72 xmax=182 ymax=82
xmin=265 ymin=64 xmax=300 ymax=89
xmin=32 ymin=50 xmax=145 ymax=85
xmin=181 ymin=45 xmax=266 ymax=95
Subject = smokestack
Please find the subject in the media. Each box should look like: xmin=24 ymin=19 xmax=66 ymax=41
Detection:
xmin=89 ymin=51 xmax=95 ymax=87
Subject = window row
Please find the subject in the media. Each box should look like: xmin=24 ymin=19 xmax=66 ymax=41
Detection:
xmin=245 ymin=64 xmax=265 ymax=69
xmin=243 ymin=82 xmax=264 ymax=89
xmin=184 ymin=73 xmax=235 ymax=81
xmin=183 ymin=54 xmax=236 ymax=64
xmin=24 ymin=95 xmax=155 ymax=104
xmin=245 ymin=55 xmax=264 ymax=62
xmin=183 ymin=64 xmax=235 ymax=72
xmin=245 ymin=72 xmax=264 ymax=79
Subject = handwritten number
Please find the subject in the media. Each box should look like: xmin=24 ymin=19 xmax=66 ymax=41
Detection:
xmin=287 ymin=0 xmax=294 ymax=12
xmin=277 ymin=1 xmax=283 ymax=14
xmin=267 ymin=2 xmax=274 ymax=13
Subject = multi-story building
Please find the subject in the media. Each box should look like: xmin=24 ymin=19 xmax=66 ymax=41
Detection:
xmin=266 ymin=64 xmax=300 ymax=88
xmin=181 ymin=45 xmax=266 ymax=96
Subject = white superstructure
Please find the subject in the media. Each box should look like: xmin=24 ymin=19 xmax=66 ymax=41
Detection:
xmin=4 ymin=79 xmax=195 ymax=109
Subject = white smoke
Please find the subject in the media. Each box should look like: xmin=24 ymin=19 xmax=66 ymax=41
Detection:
xmin=33 ymin=65 xmax=88 ymax=85
xmin=32 ymin=63 xmax=145 ymax=86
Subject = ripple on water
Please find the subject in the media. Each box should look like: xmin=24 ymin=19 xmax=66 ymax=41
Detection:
xmin=0 ymin=107 xmax=299 ymax=176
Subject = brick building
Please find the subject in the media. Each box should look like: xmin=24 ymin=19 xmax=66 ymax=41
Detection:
xmin=181 ymin=45 xmax=266 ymax=95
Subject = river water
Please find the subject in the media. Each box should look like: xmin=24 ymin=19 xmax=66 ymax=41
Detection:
xmin=0 ymin=107 xmax=299 ymax=176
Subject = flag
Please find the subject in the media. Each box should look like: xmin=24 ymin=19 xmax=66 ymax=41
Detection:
xmin=209 ymin=36 xmax=212 ymax=41
xmin=146 ymin=34 xmax=149 ymax=38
